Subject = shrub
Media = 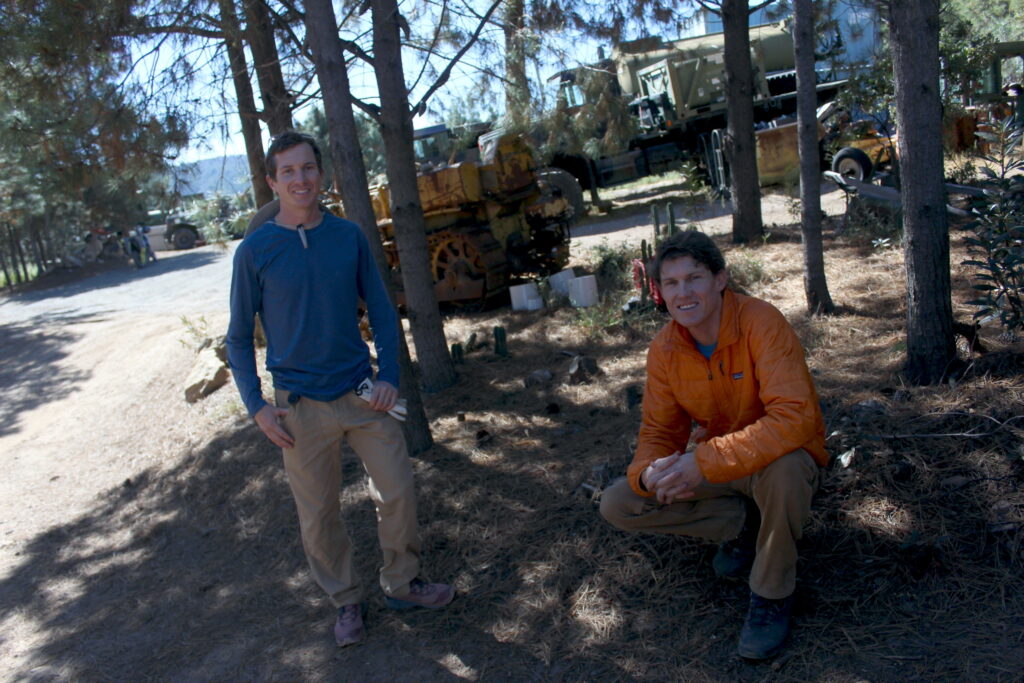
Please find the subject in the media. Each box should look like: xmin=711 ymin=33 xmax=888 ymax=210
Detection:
xmin=727 ymin=249 xmax=774 ymax=292
xmin=963 ymin=117 xmax=1024 ymax=336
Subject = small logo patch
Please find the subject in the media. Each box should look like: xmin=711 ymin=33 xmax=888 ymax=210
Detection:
xmin=732 ymin=372 xmax=743 ymax=380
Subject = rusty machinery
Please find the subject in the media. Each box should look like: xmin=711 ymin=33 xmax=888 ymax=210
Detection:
xmin=369 ymin=131 xmax=574 ymax=305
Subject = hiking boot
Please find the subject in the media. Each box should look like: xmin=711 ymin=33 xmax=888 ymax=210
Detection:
xmin=712 ymin=497 xmax=759 ymax=579
xmin=384 ymin=578 xmax=455 ymax=611
xmin=334 ymin=603 xmax=366 ymax=647
xmin=737 ymin=592 xmax=793 ymax=660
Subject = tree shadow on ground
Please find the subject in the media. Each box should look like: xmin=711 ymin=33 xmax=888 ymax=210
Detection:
xmin=0 ymin=314 xmax=93 ymax=437
xmin=2 ymin=330 xmax=1021 ymax=679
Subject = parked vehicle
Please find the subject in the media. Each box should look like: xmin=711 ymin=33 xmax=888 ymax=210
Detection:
xmin=547 ymin=21 xmax=848 ymax=193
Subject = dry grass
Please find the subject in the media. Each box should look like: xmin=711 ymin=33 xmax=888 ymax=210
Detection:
xmin=1 ymin=195 xmax=1021 ymax=681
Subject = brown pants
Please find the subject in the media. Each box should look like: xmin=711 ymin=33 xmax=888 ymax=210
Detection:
xmin=276 ymin=388 xmax=420 ymax=607
xmin=600 ymin=450 xmax=820 ymax=599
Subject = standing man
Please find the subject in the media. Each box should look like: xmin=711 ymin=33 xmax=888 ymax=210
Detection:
xmin=600 ymin=230 xmax=828 ymax=660
xmin=226 ymin=131 xmax=453 ymax=648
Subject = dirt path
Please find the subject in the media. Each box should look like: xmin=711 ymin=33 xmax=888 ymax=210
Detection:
xmin=0 ymin=247 xmax=234 ymax=579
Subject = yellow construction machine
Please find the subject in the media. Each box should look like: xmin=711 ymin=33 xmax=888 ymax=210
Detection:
xmin=369 ymin=130 xmax=575 ymax=304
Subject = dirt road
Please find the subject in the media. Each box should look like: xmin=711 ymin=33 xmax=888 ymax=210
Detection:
xmin=0 ymin=247 xmax=235 ymax=579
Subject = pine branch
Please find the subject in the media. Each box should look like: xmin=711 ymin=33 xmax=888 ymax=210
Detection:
xmin=412 ymin=0 xmax=503 ymax=117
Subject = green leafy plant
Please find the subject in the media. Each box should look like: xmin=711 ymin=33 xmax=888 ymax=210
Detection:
xmin=186 ymin=193 xmax=251 ymax=245
xmin=179 ymin=314 xmax=211 ymax=351
xmin=963 ymin=117 xmax=1024 ymax=335
xmin=589 ymin=241 xmax=635 ymax=295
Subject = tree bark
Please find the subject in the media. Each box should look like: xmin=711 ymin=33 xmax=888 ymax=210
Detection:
xmin=503 ymin=0 xmax=530 ymax=131
xmin=219 ymin=0 xmax=273 ymax=208
xmin=303 ymin=0 xmax=433 ymax=453
xmin=720 ymin=0 xmax=763 ymax=244
xmin=794 ymin=0 xmax=834 ymax=314
xmin=371 ymin=0 xmax=457 ymax=393
xmin=243 ymin=0 xmax=293 ymax=136
xmin=0 ymin=243 xmax=12 ymax=289
xmin=29 ymin=216 xmax=47 ymax=274
xmin=889 ymin=0 xmax=955 ymax=384
xmin=12 ymin=225 xmax=29 ymax=282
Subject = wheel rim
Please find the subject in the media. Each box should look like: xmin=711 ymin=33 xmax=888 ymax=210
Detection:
xmin=174 ymin=231 xmax=195 ymax=249
xmin=836 ymin=157 xmax=865 ymax=181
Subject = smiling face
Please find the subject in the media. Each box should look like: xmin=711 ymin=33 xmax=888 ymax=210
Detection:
xmin=658 ymin=255 xmax=728 ymax=345
xmin=266 ymin=142 xmax=322 ymax=221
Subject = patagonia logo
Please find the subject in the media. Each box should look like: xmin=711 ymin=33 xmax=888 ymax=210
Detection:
xmin=731 ymin=372 xmax=744 ymax=380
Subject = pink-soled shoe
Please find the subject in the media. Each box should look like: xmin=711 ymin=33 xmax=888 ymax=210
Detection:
xmin=334 ymin=603 xmax=366 ymax=646
xmin=384 ymin=578 xmax=455 ymax=610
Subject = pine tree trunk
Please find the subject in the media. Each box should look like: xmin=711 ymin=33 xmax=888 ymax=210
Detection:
xmin=30 ymin=217 xmax=46 ymax=274
xmin=889 ymin=0 xmax=955 ymax=384
xmin=503 ymin=0 xmax=530 ymax=131
xmin=794 ymin=0 xmax=834 ymax=314
xmin=243 ymin=0 xmax=293 ymax=136
xmin=304 ymin=0 xmax=433 ymax=453
xmin=220 ymin=0 xmax=273 ymax=208
xmin=371 ymin=0 xmax=457 ymax=393
xmin=5 ymin=225 xmax=19 ymax=285
xmin=13 ymin=226 xmax=29 ymax=282
xmin=0 ymin=232 xmax=13 ymax=288
xmin=721 ymin=0 xmax=763 ymax=244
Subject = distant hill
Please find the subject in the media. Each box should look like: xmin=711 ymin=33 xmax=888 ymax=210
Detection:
xmin=172 ymin=155 xmax=252 ymax=198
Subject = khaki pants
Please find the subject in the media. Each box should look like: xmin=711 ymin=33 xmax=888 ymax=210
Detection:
xmin=600 ymin=450 xmax=820 ymax=599
xmin=276 ymin=389 xmax=420 ymax=607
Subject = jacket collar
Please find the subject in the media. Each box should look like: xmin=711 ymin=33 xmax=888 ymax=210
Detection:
xmin=664 ymin=289 xmax=740 ymax=355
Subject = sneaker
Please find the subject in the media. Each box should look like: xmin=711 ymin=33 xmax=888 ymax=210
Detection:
xmin=334 ymin=603 xmax=366 ymax=647
xmin=737 ymin=592 xmax=793 ymax=660
xmin=384 ymin=578 xmax=455 ymax=611
xmin=713 ymin=497 xmax=759 ymax=579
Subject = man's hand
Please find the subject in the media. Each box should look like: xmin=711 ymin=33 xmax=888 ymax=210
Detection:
xmin=254 ymin=404 xmax=294 ymax=449
xmin=643 ymin=450 xmax=704 ymax=504
xmin=368 ymin=380 xmax=398 ymax=412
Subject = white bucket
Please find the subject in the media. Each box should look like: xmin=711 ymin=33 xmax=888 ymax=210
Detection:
xmin=568 ymin=275 xmax=599 ymax=307
xmin=510 ymin=282 xmax=540 ymax=311
xmin=548 ymin=268 xmax=577 ymax=297
xmin=525 ymin=296 xmax=544 ymax=311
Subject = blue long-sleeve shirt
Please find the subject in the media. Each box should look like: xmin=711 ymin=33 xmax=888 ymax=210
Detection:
xmin=225 ymin=213 xmax=400 ymax=417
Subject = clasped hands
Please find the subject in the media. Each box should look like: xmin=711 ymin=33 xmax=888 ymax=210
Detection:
xmin=641 ymin=450 xmax=705 ymax=504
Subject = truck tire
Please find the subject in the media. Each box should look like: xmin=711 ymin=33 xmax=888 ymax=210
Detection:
xmin=170 ymin=226 xmax=197 ymax=250
xmin=538 ymin=168 xmax=585 ymax=224
xmin=832 ymin=147 xmax=873 ymax=182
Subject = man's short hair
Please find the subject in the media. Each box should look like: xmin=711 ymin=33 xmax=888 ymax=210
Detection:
xmin=265 ymin=131 xmax=323 ymax=179
xmin=651 ymin=229 xmax=726 ymax=283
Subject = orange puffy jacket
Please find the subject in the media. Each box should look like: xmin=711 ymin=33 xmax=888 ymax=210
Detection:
xmin=627 ymin=289 xmax=828 ymax=495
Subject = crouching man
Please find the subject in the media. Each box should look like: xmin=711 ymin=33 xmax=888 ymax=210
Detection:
xmin=226 ymin=131 xmax=453 ymax=647
xmin=600 ymin=230 xmax=828 ymax=660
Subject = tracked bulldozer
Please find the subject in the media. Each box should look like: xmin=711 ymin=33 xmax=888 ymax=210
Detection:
xmin=369 ymin=130 xmax=574 ymax=304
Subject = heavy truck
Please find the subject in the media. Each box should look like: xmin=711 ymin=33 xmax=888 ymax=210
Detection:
xmin=547 ymin=21 xmax=848 ymax=193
